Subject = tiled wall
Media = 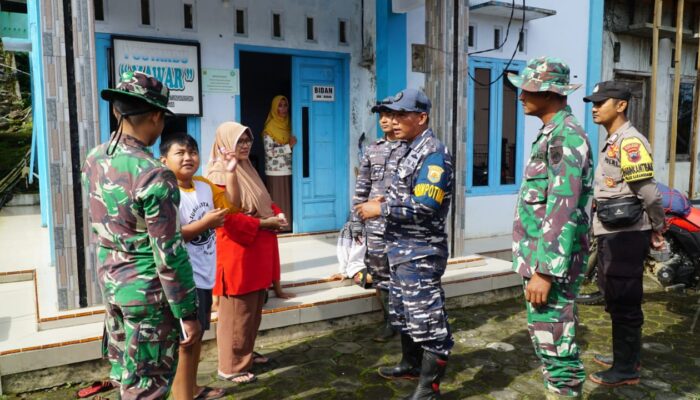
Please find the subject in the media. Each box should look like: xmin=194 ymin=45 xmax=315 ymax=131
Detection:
xmin=41 ymin=0 xmax=101 ymax=309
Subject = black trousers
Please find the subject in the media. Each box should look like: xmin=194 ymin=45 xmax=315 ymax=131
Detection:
xmin=596 ymin=230 xmax=652 ymax=328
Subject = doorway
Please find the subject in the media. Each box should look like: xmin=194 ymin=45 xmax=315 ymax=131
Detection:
xmin=236 ymin=46 xmax=349 ymax=233
xmin=238 ymin=52 xmax=292 ymax=180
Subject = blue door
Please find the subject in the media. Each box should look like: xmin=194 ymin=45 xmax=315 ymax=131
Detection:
xmin=291 ymin=56 xmax=348 ymax=232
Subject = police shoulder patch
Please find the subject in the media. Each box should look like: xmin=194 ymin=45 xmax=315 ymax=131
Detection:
xmin=427 ymin=165 xmax=444 ymax=183
xmin=620 ymin=137 xmax=654 ymax=182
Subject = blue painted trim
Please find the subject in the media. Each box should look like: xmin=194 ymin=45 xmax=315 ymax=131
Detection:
xmin=27 ymin=0 xmax=53 ymax=249
xmin=466 ymin=56 xmax=526 ymax=197
xmin=95 ymin=33 xmax=112 ymax=143
xmin=585 ymin=0 xmax=605 ymax=159
xmin=375 ymin=0 xmax=407 ymax=101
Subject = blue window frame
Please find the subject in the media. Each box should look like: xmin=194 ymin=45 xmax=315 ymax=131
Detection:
xmin=467 ymin=57 xmax=525 ymax=195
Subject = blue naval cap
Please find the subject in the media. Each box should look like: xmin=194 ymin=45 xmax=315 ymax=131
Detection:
xmin=382 ymin=88 xmax=431 ymax=114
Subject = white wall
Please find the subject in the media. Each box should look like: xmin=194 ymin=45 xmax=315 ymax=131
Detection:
xmin=95 ymin=0 xmax=377 ymax=194
xmin=406 ymin=6 xmax=425 ymax=90
xmin=406 ymin=2 xmax=592 ymax=239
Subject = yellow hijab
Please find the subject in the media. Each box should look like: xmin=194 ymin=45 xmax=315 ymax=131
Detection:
xmin=263 ymin=95 xmax=291 ymax=145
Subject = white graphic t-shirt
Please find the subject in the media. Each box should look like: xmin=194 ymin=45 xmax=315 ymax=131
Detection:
xmin=178 ymin=176 xmax=235 ymax=289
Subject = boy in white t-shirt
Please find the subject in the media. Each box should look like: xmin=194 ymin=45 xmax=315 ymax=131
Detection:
xmin=161 ymin=133 xmax=239 ymax=400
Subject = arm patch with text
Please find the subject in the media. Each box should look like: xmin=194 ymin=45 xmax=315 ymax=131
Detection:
xmin=412 ymin=152 xmax=450 ymax=210
xmin=620 ymin=137 xmax=654 ymax=182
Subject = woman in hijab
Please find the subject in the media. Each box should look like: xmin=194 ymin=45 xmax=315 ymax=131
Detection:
xmin=206 ymin=121 xmax=291 ymax=384
xmin=262 ymin=95 xmax=296 ymax=232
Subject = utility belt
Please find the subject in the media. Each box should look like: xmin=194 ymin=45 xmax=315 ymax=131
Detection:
xmin=595 ymin=197 xmax=644 ymax=228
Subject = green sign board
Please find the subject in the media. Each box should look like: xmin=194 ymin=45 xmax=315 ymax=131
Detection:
xmin=0 ymin=12 xmax=28 ymax=40
xmin=202 ymin=68 xmax=239 ymax=94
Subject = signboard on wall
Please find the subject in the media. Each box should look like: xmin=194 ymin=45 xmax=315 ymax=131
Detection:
xmin=312 ymin=85 xmax=335 ymax=102
xmin=202 ymin=68 xmax=239 ymax=94
xmin=112 ymin=37 xmax=202 ymax=116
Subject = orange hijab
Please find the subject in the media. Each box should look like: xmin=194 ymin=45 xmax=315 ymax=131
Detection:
xmin=263 ymin=95 xmax=291 ymax=145
xmin=206 ymin=122 xmax=274 ymax=218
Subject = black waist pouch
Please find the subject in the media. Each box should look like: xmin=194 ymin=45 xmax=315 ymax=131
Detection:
xmin=596 ymin=197 xmax=644 ymax=227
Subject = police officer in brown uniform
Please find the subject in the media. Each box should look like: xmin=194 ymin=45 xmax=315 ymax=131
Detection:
xmin=584 ymin=81 xmax=666 ymax=387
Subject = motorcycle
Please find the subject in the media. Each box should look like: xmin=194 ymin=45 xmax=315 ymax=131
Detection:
xmin=577 ymin=190 xmax=700 ymax=305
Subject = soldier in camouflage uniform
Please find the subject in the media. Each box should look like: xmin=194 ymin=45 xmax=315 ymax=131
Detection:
xmin=81 ymin=71 xmax=200 ymax=400
xmin=583 ymin=81 xmax=666 ymax=387
xmin=352 ymin=97 xmax=407 ymax=342
xmin=508 ymin=57 xmax=594 ymax=399
xmin=356 ymin=89 xmax=453 ymax=400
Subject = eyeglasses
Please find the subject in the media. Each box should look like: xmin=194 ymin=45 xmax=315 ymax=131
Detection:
xmin=237 ymin=139 xmax=253 ymax=147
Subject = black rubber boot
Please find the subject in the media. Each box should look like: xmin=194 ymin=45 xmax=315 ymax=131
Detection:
xmin=404 ymin=351 xmax=448 ymax=400
xmin=378 ymin=334 xmax=422 ymax=380
xmin=374 ymin=289 xmax=397 ymax=342
xmin=590 ymin=324 xmax=641 ymax=386
xmin=592 ymin=353 xmax=641 ymax=371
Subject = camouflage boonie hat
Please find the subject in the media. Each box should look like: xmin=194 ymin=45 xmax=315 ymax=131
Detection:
xmin=507 ymin=57 xmax=581 ymax=96
xmin=101 ymin=71 xmax=175 ymax=116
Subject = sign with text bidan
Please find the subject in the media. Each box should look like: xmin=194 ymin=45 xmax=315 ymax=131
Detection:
xmin=112 ymin=37 xmax=202 ymax=115
xmin=312 ymin=85 xmax=335 ymax=102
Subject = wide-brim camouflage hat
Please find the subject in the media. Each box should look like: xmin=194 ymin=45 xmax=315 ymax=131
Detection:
xmin=101 ymin=71 xmax=175 ymax=116
xmin=507 ymin=56 xmax=581 ymax=96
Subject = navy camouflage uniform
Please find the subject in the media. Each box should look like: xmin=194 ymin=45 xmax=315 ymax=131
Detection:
xmin=381 ymin=128 xmax=454 ymax=355
xmin=352 ymin=138 xmax=407 ymax=288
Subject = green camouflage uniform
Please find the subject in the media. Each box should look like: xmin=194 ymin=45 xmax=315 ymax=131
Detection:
xmin=82 ymin=71 xmax=197 ymax=400
xmin=508 ymin=57 xmax=594 ymax=398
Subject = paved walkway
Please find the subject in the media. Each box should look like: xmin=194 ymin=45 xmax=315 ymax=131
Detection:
xmin=6 ymin=281 xmax=700 ymax=399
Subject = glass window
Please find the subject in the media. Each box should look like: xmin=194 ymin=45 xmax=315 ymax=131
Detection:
xmin=501 ymin=73 xmax=518 ymax=185
xmin=183 ymin=3 xmax=194 ymax=30
xmin=468 ymin=58 xmax=525 ymax=194
xmin=272 ymin=13 xmax=282 ymax=39
xmin=140 ymin=0 xmax=151 ymax=26
xmin=235 ymin=9 xmax=246 ymax=35
xmin=306 ymin=17 xmax=315 ymax=41
xmin=473 ymin=68 xmax=491 ymax=187
xmin=339 ymin=20 xmax=348 ymax=44
xmin=94 ymin=0 xmax=105 ymax=21
xmin=675 ymin=82 xmax=693 ymax=158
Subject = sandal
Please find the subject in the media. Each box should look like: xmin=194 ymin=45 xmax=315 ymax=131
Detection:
xmin=217 ymin=371 xmax=257 ymax=384
xmin=194 ymin=386 xmax=227 ymax=400
xmin=76 ymin=380 xmax=115 ymax=398
xmin=253 ymin=351 xmax=269 ymax=364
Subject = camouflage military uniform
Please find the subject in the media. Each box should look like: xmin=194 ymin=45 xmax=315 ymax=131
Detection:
xmin=352 ymin=138 xmax=407 ymax=288
xmin=509 ymin=58 xmax=594 ymax=398
xmin=381 ymin=128 xmax=454 ymax=355
xmin=82 ymin=72 xmax=197 ymax=400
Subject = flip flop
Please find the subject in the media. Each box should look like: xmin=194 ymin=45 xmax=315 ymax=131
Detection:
xmin=194 ymin=386 xmax=226 ymax=400
xmin=252 ymin=351 xmax=269 ymax=364
xmin=76 ymin=380 xmax=115 ymax=398
xmin=217 ymin=371 xmax=257 ymax=384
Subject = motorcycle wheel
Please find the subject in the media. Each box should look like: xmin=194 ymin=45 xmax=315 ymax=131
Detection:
xmin=576 ymin=235 xmax=605 ymax=305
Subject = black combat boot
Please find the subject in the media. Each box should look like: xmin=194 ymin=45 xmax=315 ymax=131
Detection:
xmin=374 ymin=289 xmax=397 ymax=342
xmin=404 ymin=351 xmax=448 ymax=400
xmin=378 ymin=334 xmax=422 ymax=380
xmin=590 ymin=323 xmax=641 ymax=386
xmin=592 ymin=353 xmax=641 ymax=371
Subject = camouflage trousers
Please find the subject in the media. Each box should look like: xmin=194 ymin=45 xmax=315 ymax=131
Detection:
xmin=365 ymin=233 xmax=390 ymax=289
xmin=524 ymin=279 xmax=585 ymax=397
xmin=389 ymin=256 xmax=454 ymax=355
xmin=103 ymin=302 xmax=180 ymax=400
